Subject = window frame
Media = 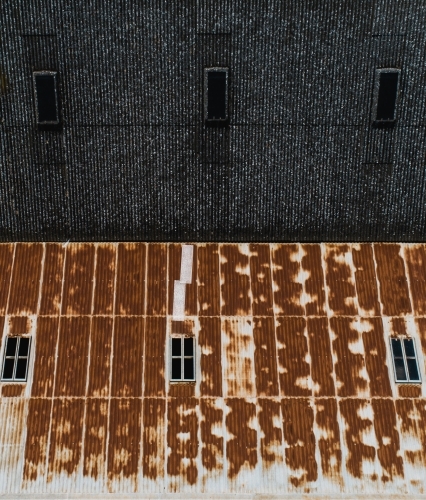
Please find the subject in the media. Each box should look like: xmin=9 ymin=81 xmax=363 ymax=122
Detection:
xmin=170 ymin=336 xmax=196 ymax=382
xmin=204 ymin=67 xmax=229 ymax=125
xmin=1 ymin=335 xmax=32 ymax=382
xmin=372 ymin=68 xmax=400 ymax=126
xmin=32 ymin=70 xmax=60 ymax=125
xmin=390 ymin=337 xmax=421 ymax=384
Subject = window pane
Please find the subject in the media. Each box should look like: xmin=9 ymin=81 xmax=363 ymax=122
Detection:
xmin=5 ymin=337 xmax=18 ymax=357
xmin=391 ymin=338 xmax=403 ymax=358
xmin=376 ymin=71 xmax=399 ymax=121
xmin=406 ymin=358 xmax=420 ymax=382
xmin=15 ymin=358 xmax=28 ymax=380
xmin=184 ymin=338 xmax=193 ymax=356
xmin=184 ymin=358 xmax=194 ymax=380
xmin=172 ymin=358 xmax=181 ymax=380
xmin=34 ymin=73 xmax=58 ymax=123
xmin=404 ymin=339 xmax=416 ymax=358
xmin=18 ymin=338 xmax=30 ymax=357
xmin=172 ymin=338 xmax=181 ymax=356
xmin=394 ymin=358 xmax=407 ymax=381
xmin=2 ymin=358 xmax=15 ymax=380
xmin=206 ymin=69 xmax=228 ymax=122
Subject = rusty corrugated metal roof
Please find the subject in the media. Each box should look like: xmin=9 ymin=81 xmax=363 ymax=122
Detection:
xmin=1 ymin=243 xmax=426 ymax=497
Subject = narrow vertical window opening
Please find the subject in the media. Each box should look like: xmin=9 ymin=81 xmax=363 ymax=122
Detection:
xmin=33 ymin=71 xmax=59 ymax=125
xmin=372 ymin=68 xmax=400 ymax=125
xmin=204 ymin=67 xmax=229 ymax=126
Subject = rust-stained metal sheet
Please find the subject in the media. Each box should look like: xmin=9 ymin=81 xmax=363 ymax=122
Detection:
xmin=220 ymin=244 xmax=251 ymax=316
xmin=87 ymin=316 xmax=113 ymax=397
xmin=0 ymin=244 xmax=14 ymax=315
xmin=250 ymin=244 xmax=273 ymax=316
xmin=93 ymin=244 xmax=116 ymax=315
xmin=115 ymin=243 xmax=145 ymax=315
xmin=198 ymin=244 xmax=220 ymax=316
xmin=39 ymin=243 xmax=64 ymax=316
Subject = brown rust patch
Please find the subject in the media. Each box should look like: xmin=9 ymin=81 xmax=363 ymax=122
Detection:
xmin=55 ymin=316 xmax=90 ymax=397
xmin=111 ymin=317 xmax=144 ymax=397
xmin=417 ymin=318 xmax=426 ymax=362
xmin=8 ymin=243 xmax=43 ymax=315
xmin=167 ymin=397 xmax=198 ymax=485
xmin=226 ymin=398 xmax=257 ymax=478
xmin=0 ymin=316 xmax=4 ymax=338
xmin=276 ymin=317 xmax=311 ymax=396
xmin=1 ymin=384 xmax=24 ymax=397
xmin=115 ymin=243 xmax=146 ymax=315
xmin=199 ymin=316 xmax=222 ymax=397
xmin=396 ymin=399 xmax=426 ymax=465
xmin=220 ymin=244 xmax=251 ymax=316
xmin=171 ymin=319 xmax=194 ymax=334
xmin=48 ymin=398 xmax=85 ymax=478
xmin=61 ymin=244 xmax=95 ymax=315
xmin=87 ymin=316 xmax=113 ymax=397
xmin=23 ymin=398 xmax=52 ymax=481
xmin=315 ymin=398 xmax=341 ymax=479
xmin=339 ymin=399 xmax=376 ymax=479
xmin=253 ymin=316 xmax=279 ymax=396
xmin=405 ymin=245 xmax=426 ymax=315
xmin=200 ymin=398 xmax=223 ymax=472
xmin=324 ymin=244 xmax=357 ymax=316
xmin=363 ymin=318 xmax=392 ymax=397
xmin=374 ymin=244 xmax=411 ymax=316
xmin=93 ymin=244 xmax=116 ymax=315
xmin=107 ymin=398 xmax=141 ymax=482
xmin=83 ymin=398 xmax=108 ymax=480
xmin=9 ymin=315 xmax=30 ymax=334
xmin=271 ymin=244 xmax=303 ymax=316
xmin=281 ymin=398 xmax=317 ymax=486
xmin=169 ymin=383 xmax=195 ymax=397
xmin=398 ymin=385 xmax=422 ymax=398
xmin=143 ymin=398 xmax=166 ymax=480
xmin=307 ymin=317 xmax=335 ymax=397
xmin=330 ymin=317 xmax=368 ymax=397
xmin=198 ymin=244 xmax=220 ymax=316
xmin=32 ymin=316 xmax=59 ymax=397
xmin=391 ymin=317 xmax=407 ymax=336
xmin=301 ymin=244 xmax=326 ymax=316
xmin=146 ymin=243 xmax=167 ymax=315
xmin=352 ymin=244 xmax=380 ymax=315
xmin=372 ymin=398 xmax=403 ymax=481
xmin=258 ymin=398 xmax=283 ymax=466
xmin=0 ymin=244 xmax=14 ymax=314
xmin=144 ymin=316 xmax=166 ymax=397
xmin=250 ymin=244 xmax=273 ymax=316
xmin=185 ymin=245 xmax=198 ymax=316
xmin=39 ymin=244 xmax=65 ymax=315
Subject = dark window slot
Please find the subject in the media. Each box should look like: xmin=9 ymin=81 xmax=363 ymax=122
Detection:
xmin=205 ymin=67 xmax=229 ymax=125
xmin=373 ymin=69 xmax=400 ymax=125
xmin=33 ymin=72 xmax=59 ymax=125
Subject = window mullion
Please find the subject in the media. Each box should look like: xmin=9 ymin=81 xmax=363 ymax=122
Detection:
xmin=401 ymin=340 xmax=410 ymax=382
xmin=12 ymin=338 xmax=20 ymax=380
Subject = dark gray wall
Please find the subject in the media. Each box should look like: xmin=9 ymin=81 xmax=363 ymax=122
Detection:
xmin=1 ymin=0 xmax=425 ymax=241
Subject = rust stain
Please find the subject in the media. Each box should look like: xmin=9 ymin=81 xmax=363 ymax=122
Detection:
xmin=352 ymin=244 xmax=380 ymax=315
xmin=363 ymin=318 xmax=392 ymax=397
xmin=398 ymin=385 xmax=422 ymax=398
xmin=93 ymin=244 xmax=116 ymax=315
xmin=200 ymin=398 xmax=223 ymax=472
xmin=258 ymin=398 xmax=283 ymax=466
xmin=396 ymin=399 xmax=426 ymax=465
xmin=324 ymin=244 xmax=357 ymax=316
xmin=226 ymin=398 xmax=257 ymax=478
xmin=167 ymin=397 xmax=198 ymax=486
xmin=281 ymin=398 xmax=317 ymax=486
xmin=331 ymin=317 xmax=368 ymax=397
xmin=417 ymin=318 xmax=426 ymax=363
xmin=8 ymin=315 xmax=30 ymax=334
xmin=55 ymin=317 xmax=90 ymax=397
xmin=372 ymin=398 xmax=403 ymax=481
xmin=171 ymin=319 xmax=194 ymax=334
xmin=23 ymin=398 xmax=51 ymax=481
xmin=48 ymin=398 xmax=85 ymax=478
xmin=142 ymin=398 xmax=165 ymax=480
xmin=8 ymin=243 xmax=43 ymax=315
xmin=144 ymin=316 xmax=166 ymax=397
xmin=1 ymin=384 xmax=24 ymax=397
xmin=315 ymin=398 xmax=341 ymax=479
xmin=391 ymin=317 xmax=407 ymax=336
xmin=405 ymin=245 xmax=426 ymax=315
xmin=146 ymin=243 xmax=167 ymax=315
xmin=115 ymin=243 xmax=146 ymax=315
xmin=87 ymin=316 xmax=113 ymax=397
xmin=111 ymin=317 xmax=144 ymax=397
xmin=220 ymin=244 xmax=251 ymax=316
xmin=31 ymin=316 xmax=59 ymax=397
xmin=250 ymin=244 xmax=273 ymax=316
xmin=276 ymin=317 xmax=311 ymax=397
xmin=0 ymin=244 xmax=14 ymax=314
xmin=169 ymin=383 xmax=195 ymax=397
xmin=83 ymin=398 xmax=108 ymax=479
xmin=0 ymin=316 xmax=4 ymax=338
xmin=198 ymin=244 xmax=220 ymax=316
xmin=107 ymin=398 xmax=141 ymax=483
xmin=199 ymin=317 xmax=222 ymax=397
xmin=271 ymin=244 xmax=303 ymax=316
xmin=374 ymin=244 xmax=411 ymax=316
xmin=168 ymin=244 xmax=197 ymax=316
xmin=39 ymin=244 xmax=65 ymax=315
xmin=339 ymin=399 xmax=376 ymax=479
xmin=307 ymin=317 xmax=335 ymax=397
xmin=301 ymin=244 xmax=326 ymax=316
xmin=185 ymin=244 xmax=198 ymax=316
xmin=253 ymin=316 xmax=279 ymax=396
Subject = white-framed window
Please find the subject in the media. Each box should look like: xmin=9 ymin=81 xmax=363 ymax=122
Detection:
xmin=170 ymin=336 xmax=195 ymax=381
xmin=1 ymin=336 xmax=32 ymax=382
xmin=390 ymin=337 xmax=421 ymax=383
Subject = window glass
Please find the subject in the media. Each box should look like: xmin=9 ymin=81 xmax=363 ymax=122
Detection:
xmin=2 ymin=336 xmax=31 ymax=382
xmin=33 ymin=72 xmax=59 ymax=124
xmin=390 ymin=337 xmax=421 ymax=383
xmin=5 ymin=337 xmax=17 ymax=357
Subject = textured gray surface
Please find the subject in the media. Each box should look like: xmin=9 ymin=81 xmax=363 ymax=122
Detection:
xmin=0 ymin=0 xmax=425 ymax=241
